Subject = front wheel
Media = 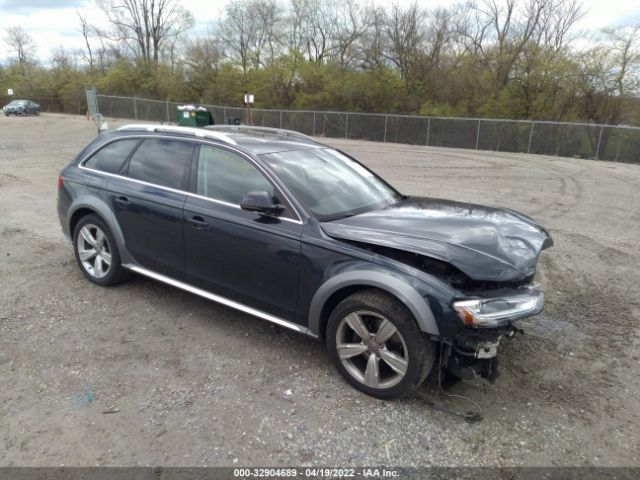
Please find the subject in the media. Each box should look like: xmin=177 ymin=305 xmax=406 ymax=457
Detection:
xmin=326 ymin=290 xmax=435 ymax=399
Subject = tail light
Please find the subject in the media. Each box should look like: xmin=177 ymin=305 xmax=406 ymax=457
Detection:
xmin=57 ymin=175 xmax=64 ymax=191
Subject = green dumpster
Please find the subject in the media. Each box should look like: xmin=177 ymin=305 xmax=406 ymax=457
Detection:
xmin=177 ymin=105 xmax=213 ymax=127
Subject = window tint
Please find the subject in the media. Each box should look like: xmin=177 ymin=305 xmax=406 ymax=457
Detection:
xmin=196 ymin=145 xmax=273 ymax=204
xmin=127 ymin=139 xmax=193 ymax=190
xmin=84 ymin=139 xmax=139 ymax=174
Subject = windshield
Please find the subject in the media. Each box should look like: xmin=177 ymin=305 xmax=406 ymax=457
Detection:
xmin=261 ymin=148 xmax=401 ymax=221
xmin=8 ymin=100 xmax=25 ymax=106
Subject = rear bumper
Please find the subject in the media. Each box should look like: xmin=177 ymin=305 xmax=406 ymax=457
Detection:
xmin=57 ymin=195 xmax=71 ymax=242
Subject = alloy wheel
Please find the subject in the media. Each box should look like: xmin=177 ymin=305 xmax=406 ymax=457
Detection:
xmin=76 ymin=224 xmax=112 ymax=279
xmin=335 ymin=310 xmax=409 ymax=389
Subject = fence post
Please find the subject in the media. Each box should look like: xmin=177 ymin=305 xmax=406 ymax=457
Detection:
xmin=345 ymin=113 xmax=349 ymax=139
xmin=223 ymin=107 xmax=227 ymax=123
xmin=166 ymin=101 xmax=170 ymax=123
xmin=133 ymin=96 xmax=138 ymax=120
xmin=595 ymin=125 xmax=604 ymax=160
xmin=475 ymin=119 xmax=481 ymax=150
xmin=383 ymin=115 xmax=388 ymax=143
xmin=312 ymin=112 xmax=316 ymax=137
xmin=426 ymin=117 xmax=431 ymax=146
xmin=279 ymin=110 xmax=283 ymax=128
xmin=527 ymin=122 xmax=535 ymax=153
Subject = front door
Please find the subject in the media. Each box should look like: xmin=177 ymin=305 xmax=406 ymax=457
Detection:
xmin=183 ymin=144 xmax=303 ymax=321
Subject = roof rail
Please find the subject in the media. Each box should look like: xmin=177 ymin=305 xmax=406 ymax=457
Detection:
xmin=205 ymin=125 xmax=315 ymax=142
xmin=116 ymin=124 xmax=237 ymax=145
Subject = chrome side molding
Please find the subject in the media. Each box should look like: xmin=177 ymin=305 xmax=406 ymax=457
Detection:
xmin=123 ymin=264 xmax=306 ymax=333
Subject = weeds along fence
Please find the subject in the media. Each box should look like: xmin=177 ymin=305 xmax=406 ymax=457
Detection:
xmin=95 ymin=94 xmax=640 ymax=164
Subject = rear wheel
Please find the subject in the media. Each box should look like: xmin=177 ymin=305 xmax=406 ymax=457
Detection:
xmin=326 ymin=290 xmax=435 ymax=399
xmin=73 ymin=214 xmax=130 ymax=286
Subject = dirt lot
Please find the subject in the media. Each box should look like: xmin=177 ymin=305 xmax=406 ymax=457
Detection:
xmin=1 ymin=113 xmax=639 ymax=467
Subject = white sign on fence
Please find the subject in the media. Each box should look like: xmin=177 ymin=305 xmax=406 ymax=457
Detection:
xmin=7 ymin=88 xmax=14 ymax=96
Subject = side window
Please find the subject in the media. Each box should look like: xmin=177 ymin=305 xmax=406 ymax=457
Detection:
xmin=84 ymin=139 xmax=139 ymax=174
xmin=127 ymin=139 xmax=193 ymax=190
xmin=196 ymin=145 xmax=274 ymax=205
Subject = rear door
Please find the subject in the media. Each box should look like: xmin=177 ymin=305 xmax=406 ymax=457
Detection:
xmin=183 ymin=144 xmax=303 ymax=320
xmin=108 ymin=137 xmax=195 ymax=279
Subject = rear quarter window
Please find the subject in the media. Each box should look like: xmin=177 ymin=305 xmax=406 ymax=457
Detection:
xmin=83 ymin=139 xmax=140 ymax=174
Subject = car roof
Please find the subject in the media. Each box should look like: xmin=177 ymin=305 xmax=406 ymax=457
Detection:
xmin=115 ymin=124 xmax=325 ymax=155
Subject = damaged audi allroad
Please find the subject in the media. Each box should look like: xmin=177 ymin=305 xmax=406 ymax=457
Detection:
xmin=57 ymin=124 xmax=552 ymax=399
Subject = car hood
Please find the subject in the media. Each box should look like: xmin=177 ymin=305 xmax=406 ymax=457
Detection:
xmin=321 ymin=197 xmax=553 ymax=282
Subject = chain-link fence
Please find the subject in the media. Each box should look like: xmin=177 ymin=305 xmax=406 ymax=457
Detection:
xmin=95 ymin=94 xmax=640 ymax=164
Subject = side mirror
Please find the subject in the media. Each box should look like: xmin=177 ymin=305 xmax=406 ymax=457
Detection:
xmin=240 ymin=191 xmax=284 ymax=216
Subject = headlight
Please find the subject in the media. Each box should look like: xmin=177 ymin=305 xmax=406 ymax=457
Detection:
xmin=453 ymin=291 xmax=543 ymax=327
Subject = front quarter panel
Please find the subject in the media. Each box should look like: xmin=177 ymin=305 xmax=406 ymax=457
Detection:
xmin=307 ymin=262 xmax=441 ymax=337
xmin=299 ymin=230 xmax=457 ymax=338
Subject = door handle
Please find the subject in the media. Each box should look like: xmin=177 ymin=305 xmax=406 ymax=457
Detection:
xmin=115 ymin=195 xmax=131 ymax=207
xmin=186 ymin=215 xmax=209 ymax=229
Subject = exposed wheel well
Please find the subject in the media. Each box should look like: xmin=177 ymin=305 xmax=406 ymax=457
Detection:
xmin=318 ymin=285 xmax=406 ymax=342
xmin=69 ymin=208 xmax=97 ymax=236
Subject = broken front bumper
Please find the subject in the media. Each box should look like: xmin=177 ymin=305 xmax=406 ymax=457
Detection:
xmin=446 ymin=324 xmax=519 ymax=383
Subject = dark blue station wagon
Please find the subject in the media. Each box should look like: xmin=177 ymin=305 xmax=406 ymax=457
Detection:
xmin=57 ymin=124 xmax=552 ymax=398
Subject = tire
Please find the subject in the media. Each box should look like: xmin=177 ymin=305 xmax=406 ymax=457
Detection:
xmin=72 ymin=214 xmax=130 ymax=286
xmin=326 ymin=289 xmax=435 ymax=399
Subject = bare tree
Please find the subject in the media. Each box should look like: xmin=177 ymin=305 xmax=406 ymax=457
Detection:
xmin=481 ymin=0 xmax=549 ymax=88
xmin=454 ymin=2 xmax=490 ymax=57
xmin=383 ymin=3 xmax=426 ymax=80
xmin=513 ymin=0 xmax=585 ymax=118
xmin=96 ymin=0 xmax=194 ymax=62
xmin=217 ymin=0 xmax=281 ymax=74
xmin=422 ymin=8 xmax=454 ymax=71
xmin=51 ymin=46 xmax=85 ymax=71
xmin=535 ymin=0 xmax=585 ymax=53
xmin=4 ymin=26 xmax=36 ymax=64
xmin=604 ymin=25 xmax=640 ymax=98
xmin=359 ymin=5 xmax=386 ymax=69
xmin=91 ymin=25 xmax=123 ymax=72
xmin=77 ymin=11 xmax=95 ymax=71
xmin=332 ymin=0 xmax=368 ymax=69
xmin=290 ymin=0 xmax=340 ymax=64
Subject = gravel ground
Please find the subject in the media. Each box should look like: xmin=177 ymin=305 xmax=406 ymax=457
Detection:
xmin=1 ymin=114 xmax=639 ymax=467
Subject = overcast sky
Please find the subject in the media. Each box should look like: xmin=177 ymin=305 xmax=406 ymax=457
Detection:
xmin=1 ymin=0 xmax=639 ymax=62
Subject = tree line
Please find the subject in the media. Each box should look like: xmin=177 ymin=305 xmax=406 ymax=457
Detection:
xmin=1 ymin=0 xmax=639 ymax=126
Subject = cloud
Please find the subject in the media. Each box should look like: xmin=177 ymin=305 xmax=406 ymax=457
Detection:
xmin=0 ymin=0 xmax=86 ymax=14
